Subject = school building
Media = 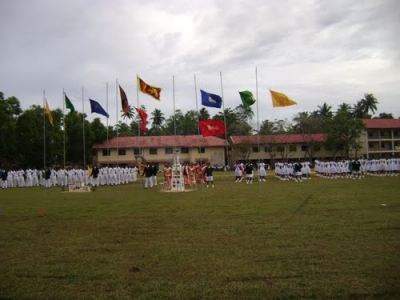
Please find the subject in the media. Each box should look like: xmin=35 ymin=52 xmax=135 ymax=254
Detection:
xmin=230 ymin=119 xmax=400 ymax=162
xmin=92 ymin=119 xmax=400 ymax=167
xmin=92 ymin=135 xmax=228 ymax=168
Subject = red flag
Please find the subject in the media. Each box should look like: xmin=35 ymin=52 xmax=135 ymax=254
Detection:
xmin=135 ymin=107 xmax=148 ymax=134
xmin=119 ymin=85 xmax=129 ymax=114
xmin=137 ymin=76 xmax=161 ymax=100
xmin=40 ymin=208 xmax=46 ymax=215
xmin=199 ymin=120 xmax=226 ymax=137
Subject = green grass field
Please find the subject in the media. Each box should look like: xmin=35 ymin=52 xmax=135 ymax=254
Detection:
xmin=1 ymin=174 xmax=400 ymax=300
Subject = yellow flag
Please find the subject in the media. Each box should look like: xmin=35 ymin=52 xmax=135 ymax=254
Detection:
xmin=45 ymin=99 xmax=54 ymax=126
xmin=270 ymin=89 xmax=297 ymax=107
xmin=87 ymin=166 xmax=92 ymax=176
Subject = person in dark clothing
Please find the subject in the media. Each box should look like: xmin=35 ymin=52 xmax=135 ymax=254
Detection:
xmin=92 ymin=166 xmax=100 ymax=187
xmin=244 ymin=162 xmax=254 ymax=184
xmin=1 ymin=170 xmax=8 ymax=189
xmin=351 ymin=159 xmax=361 ymax=179
xmin=45 ymin=168 xmax=51 ymax=188
xmin=294 ymin=161 xmax=302 ymax=182
xmin=204 ymin=163 xmax=215 ymax=188
xmin=142 ymin=163 xmax=153 ymax=188
xmin=151 ymin=163 xmax=158 ymax=187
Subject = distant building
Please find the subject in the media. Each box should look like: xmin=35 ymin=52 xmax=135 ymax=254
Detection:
xmin=230 ymin=134 xmax=329 ymax=163
xmin=92 ymin=119 xmax=400 ymax=168
xmin=361 ymin=119 xmax=400 ymax=158
xmin=92 ymin=135 xmax=228 ymax=168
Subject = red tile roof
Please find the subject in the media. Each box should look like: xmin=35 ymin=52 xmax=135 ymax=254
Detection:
xmin=231 ymin=134 xmax=327 ymax=144
xmin=362 ymin=119 xmax=400 ymax=129
xmin=93 ymin=135 xmax=228 ymax=149
xmin=96 ymin=158 xmax=209 ymax=166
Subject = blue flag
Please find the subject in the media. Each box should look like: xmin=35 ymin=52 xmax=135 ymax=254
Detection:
xmin=200 ymin=90 xmax=222 ymax=108
xmin=89 ymin=99 xmax=109 ymax=118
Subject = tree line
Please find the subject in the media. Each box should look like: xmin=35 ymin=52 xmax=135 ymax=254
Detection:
xmin=0 ymin=91 xmax=393 ymax=168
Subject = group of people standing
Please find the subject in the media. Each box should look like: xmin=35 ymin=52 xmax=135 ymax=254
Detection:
xmin=0 ymin=166 xmax=140 ymax=189
xmin=140 ymin=163 xmax=158 ymax=189
xmin=233 ymin=161 xmax=268 ymax=184
xmin=1 ymin=157 xmax=398 ymax=190
xmin=314 ymin=158 xmax=399 ymax=179
xmin=157 ymin=162 xmax=215 ymax=190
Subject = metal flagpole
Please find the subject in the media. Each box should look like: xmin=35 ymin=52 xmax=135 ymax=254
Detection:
xmin=220 ymin=71 xmax=229 ymax=166
xmin=194 ymin=74 xmax=200 ymax=135
xmin=136 ymin=75 xmax=141 ymax=137
xmin=116 ymin=79 xmax=119 ymax=167
xmin=63 ymin=89 xmax=66 ymax=169
xmin=136 ymin=75 xmax=144 ymax=189
xmin=173 ymin=75 xmax=176 ymax=137
xmin=82 ymin=86 xmax=86 ymax=169
xmin=106 ymin=82 xmax=109 ymax=167
xmin=256 ymin=67 xmax=260 ymax=160
xmin=43 ymin=90 xmax=46 ymax=172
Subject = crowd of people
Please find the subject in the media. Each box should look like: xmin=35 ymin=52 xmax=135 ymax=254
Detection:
xmin=0 ymin=166 xmax=140 ymax=189
xmin=0 ymin=158 xmax=398 ymax=189
xmin=314 ymin=158 xmax=399 ymax=179
xmin=157 ymin=161 xmax=215 ymax=190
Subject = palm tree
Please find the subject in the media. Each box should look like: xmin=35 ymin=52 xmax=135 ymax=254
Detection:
xmin=148 ymin=108 xmax=165 ymax=136
xmin=121 ymin=105 xmax=135 ymax=122
xmin=198 ymin=108 xmax=210 ymax=121
xmin=317 ymin=102 xmax=333 ymax=119
xmin=259 ymin=120 xmax=278 ymax=135
xmin=234 ymin=104 xmax=254 ymax=122
xmin=360 ymin=93 xmax=379 ymax=117
xmin=352 ymin=101 xmax=365 ymax=118
xmin=151 ymin=108 xmax=165 ymax=127
xmin=337 ymin=102 xmax=352 ymax=114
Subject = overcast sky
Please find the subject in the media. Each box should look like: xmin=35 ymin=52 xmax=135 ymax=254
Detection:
xmin=1 ymin=0 xmax=399 ymax=128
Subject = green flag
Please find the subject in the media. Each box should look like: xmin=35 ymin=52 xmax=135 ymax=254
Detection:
xmin=239 ymin=90 xmax=256 ymax=108
xmin=65 ymin=93 xmax=75 ymax=112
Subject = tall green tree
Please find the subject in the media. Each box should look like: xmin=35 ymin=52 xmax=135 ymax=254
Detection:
xmin=376 ymin=112 xmax=393 ymax=119
xmin=64 ymin=112 xmax=92 ymax=167
xmin=149 ymin=108 xmax=165 ymax=136
xmin=326 ymin=111 xmax=366 ymax=158
xmin=352 ymin=101 xmax=365 ymax=118
xmin=15 ymin=105 xmax=44 ymax=168
xmin=360 ymin=93 xmax=379 ymax=117
xmin=0 ymin=93 xmax=22 ymax=167
xmin=198 ymin=108 xmax=210 ymax=121
xmin=317 ymin=102 xmax=333 ymax=119
xmin=337 ymin=103 xmax=352 ymax=116
xmin=213 ymin=108 xmax=252 ymax=136
xmin=115 ymin=121 xmax=132 ymax=137
xmin=121 ymin=105 xmax=135 ymax=122
xmin=259 ymin=120 xmax=279 ymax=135
xmin=91 ymin=118 xmax=109 ymax=143
xmin=292 ymin=111 xmax=325 ymax=160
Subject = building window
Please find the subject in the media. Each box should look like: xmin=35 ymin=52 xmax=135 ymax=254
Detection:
xmin=313 ymin=145 xmax=321 ymax=152
xmin=198 ymin=147 xmax=205 ymax=154
xmin=276 ymin=145 xmax=284 ymax=152
xmin=252 ymin=147 xmax=259 ymax=153
xmin=368 ymin=142 xmax=374 ymax=149
xmin=133 ymin=148 xmax=142 ymax=155
xmin=102 ymin=149 xmax=110 ymax=156
xmin=264 ymin=146 xmax=273 ymax=152
xmin=165 ymin=147 xmax=173 ymax=154
xmin=368 ymin=131 xmax=373 ymax=137
xmin=149 ymin=148 xmax=157 ymax=155
xmin=118 ymin=149 xmax=126 ymax=156
xmin=181 ymin=147 xmax=189 ymax=154
xmin=301 ymin=145 xmax=307 ymax=151
xmin=289 ymin=145 xmax=296 ymax=152
xmin=394 ymin=131 xmax=398 ymax=137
